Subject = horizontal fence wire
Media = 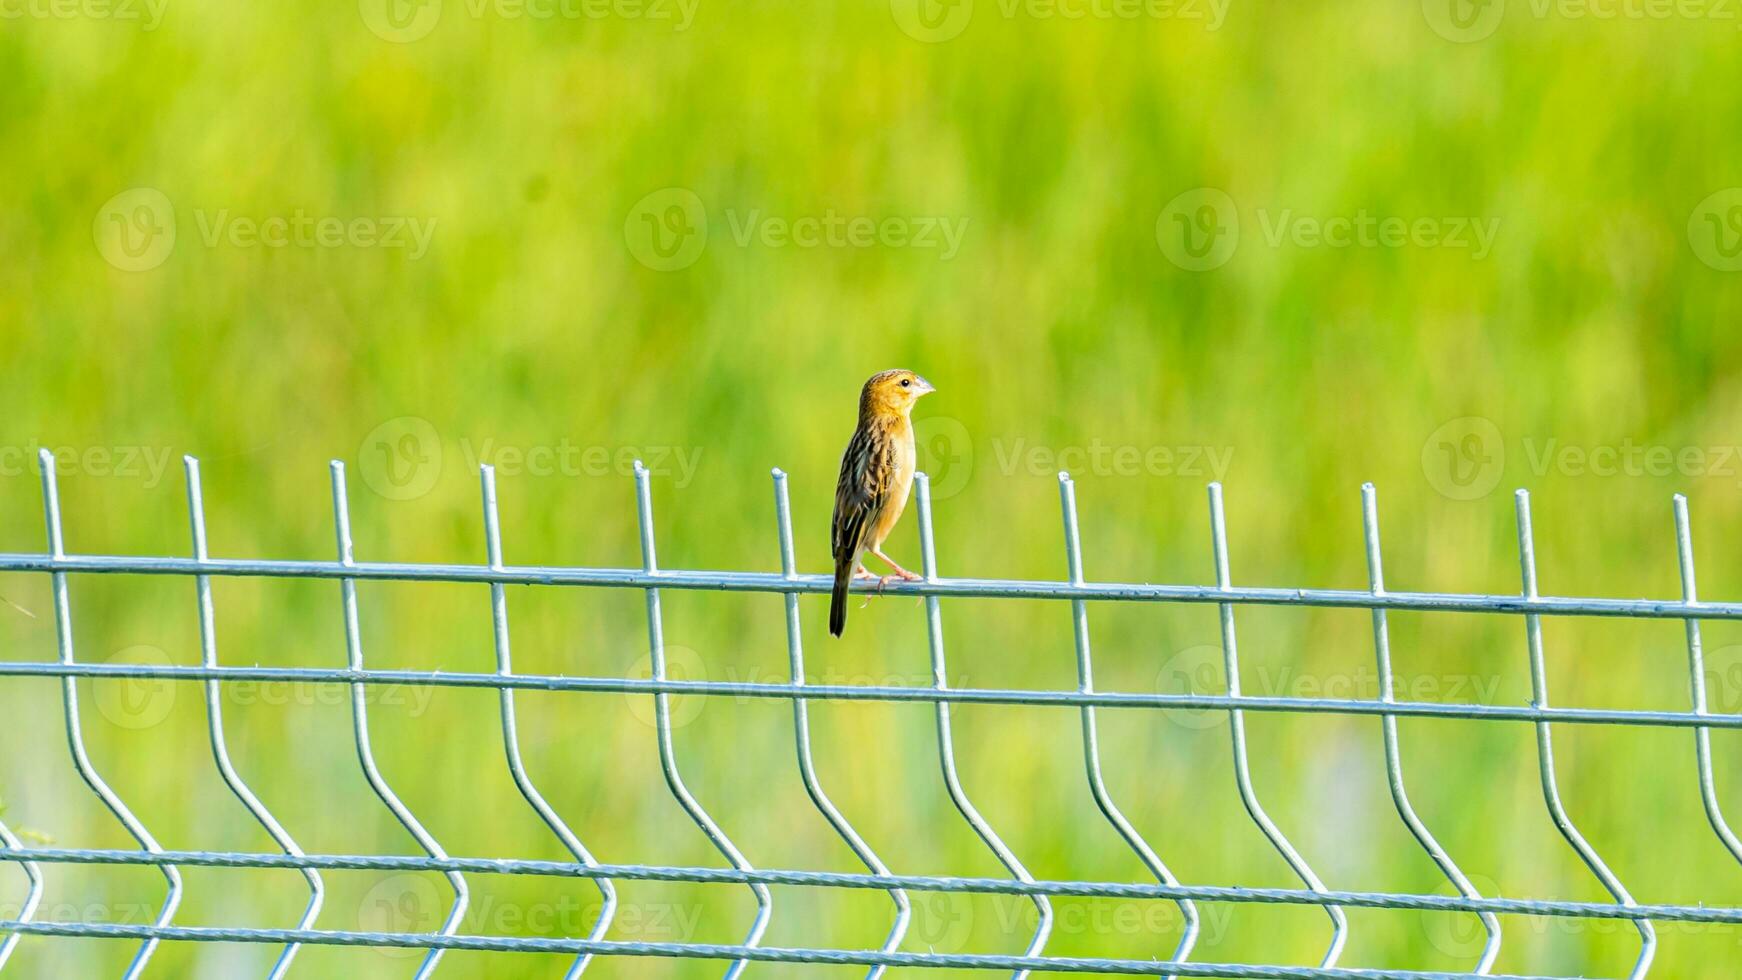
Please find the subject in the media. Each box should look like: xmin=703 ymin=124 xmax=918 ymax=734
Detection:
xmin=0 ymin=447 xmax=1738 ymax=978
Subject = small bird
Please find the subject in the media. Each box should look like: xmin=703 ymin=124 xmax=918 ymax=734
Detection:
xmin=829 ymin=368 xmax=936 ymax=637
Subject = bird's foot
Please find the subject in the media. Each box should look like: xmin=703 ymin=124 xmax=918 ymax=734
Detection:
xmin=877 ymin=570 xmax=922 ymax=591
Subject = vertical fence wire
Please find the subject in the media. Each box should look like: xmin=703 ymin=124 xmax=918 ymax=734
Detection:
xmin=1057 ymin=473 xmax=1199 ymax=971
xmin=480 ymin=465 xmax=615 ymax=978
xmin=1358 ymin=484 xmax=1499 ymax=972
xmin=38 ymin=449 xmax=181 ymax=980
xmin=1670 ymin=494 xmax=1742 ymax=868
xmin=1206 ymin=482 xmax=1346 ymax=967
xmin=633 ymin=461 xmax=772 ymax=978
xmin=330 ymin=461 xmax=468 ymax=979
xmin=184 ymin=457 xmax=322 ymax=979
xmin=772 ymin=468 xmax=909 ymax=976
xmin=1513 ymin=489 xmax=1654 ymax=979
xmin=914 ymin=472 xmax=1052 ymax=977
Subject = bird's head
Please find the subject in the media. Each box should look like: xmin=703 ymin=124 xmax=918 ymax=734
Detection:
xmin=860 ymin=368 xmax=935 ymax=417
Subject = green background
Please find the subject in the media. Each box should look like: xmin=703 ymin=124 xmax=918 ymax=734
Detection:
xmin=4 ymin=0 xmax=1742 ymax=975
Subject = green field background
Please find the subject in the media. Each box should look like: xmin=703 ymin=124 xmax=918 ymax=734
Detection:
xmin=4 ymin=0 xmax=1742 ymax=975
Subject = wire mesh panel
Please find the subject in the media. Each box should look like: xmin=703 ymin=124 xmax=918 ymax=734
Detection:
xmin=2 ymin=446 xmax=1740 ymax=978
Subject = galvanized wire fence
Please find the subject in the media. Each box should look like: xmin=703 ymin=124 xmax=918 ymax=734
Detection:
xmin=1 ymin=446 xmax=1740 ymax=978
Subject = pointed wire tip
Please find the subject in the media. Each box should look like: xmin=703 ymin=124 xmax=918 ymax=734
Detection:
xmin=182 ymin=454 xmax=199 ymax=466
xmin=36 ymin=447 xmax=52 ymax=466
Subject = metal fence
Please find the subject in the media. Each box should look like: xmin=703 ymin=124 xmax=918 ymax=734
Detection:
xmin=1 ymin=446 xmax=1739 ymax=978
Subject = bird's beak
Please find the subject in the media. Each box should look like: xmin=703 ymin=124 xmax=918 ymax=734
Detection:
xmin=913 ymin=375 xmax=936 ymax=395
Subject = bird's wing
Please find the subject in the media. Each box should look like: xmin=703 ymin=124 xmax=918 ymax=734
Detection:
xmin=832 ymin=421 xmax=894 ymax=563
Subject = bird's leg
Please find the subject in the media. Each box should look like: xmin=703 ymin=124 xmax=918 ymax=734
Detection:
xmin=869 ymin=547 xmax=923 ymax=584
xmin=854 ymin=561 xmax=879 ymax=607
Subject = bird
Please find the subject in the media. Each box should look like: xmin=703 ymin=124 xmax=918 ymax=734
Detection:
xmin=829 ymin=368 xmax=936 ymax=637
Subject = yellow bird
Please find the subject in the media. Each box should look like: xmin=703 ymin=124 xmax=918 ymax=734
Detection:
xmin=829 ymin=368 xmax=936 ymax=637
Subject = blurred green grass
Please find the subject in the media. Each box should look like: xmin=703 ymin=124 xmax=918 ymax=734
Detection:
xmin=5 ymin=0 xmax=1742 ymax=975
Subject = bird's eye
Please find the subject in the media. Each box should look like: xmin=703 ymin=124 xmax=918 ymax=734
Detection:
xmin=900 ymin=379 xmax=910 ymax=387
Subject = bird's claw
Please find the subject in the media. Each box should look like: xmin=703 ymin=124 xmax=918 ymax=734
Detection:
xmin=878 ymin=570 xmax=923 ymax=592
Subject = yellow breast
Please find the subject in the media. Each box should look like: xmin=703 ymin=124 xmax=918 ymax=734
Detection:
xmin=870 ymin=421 xmax=917 ymax=547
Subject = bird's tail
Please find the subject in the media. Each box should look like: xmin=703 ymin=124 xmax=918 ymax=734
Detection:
xmin=829 ymin=557 xmax=851 ymax=637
